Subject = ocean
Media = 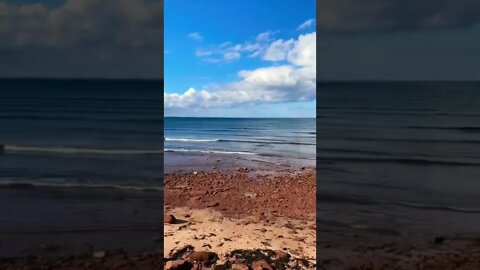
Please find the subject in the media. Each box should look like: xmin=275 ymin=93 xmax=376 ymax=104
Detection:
xmin=164 ymin=117 xmax=316 ymax=172
xmin=317 ymin=81 xmax=480 ymax=238
xmin=0 ymin=79 xmax=164 ymax=189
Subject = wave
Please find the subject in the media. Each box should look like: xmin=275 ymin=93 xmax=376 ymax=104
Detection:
xmin=164 ymin=148 xmax=256 ymax=155
xmin=219 ymin=139 xmax=315 ymax=146
xmin=392 ymin=201 xmax=480 ymax=213
xmin=3 ymin=145 xmax=163 ymax=155
xmin=165 ymin=137 xmax=219 ymax=142
xmin=317 ymin=193 xmax=480 ymax=214
xmin=0 ymin=181 xmax=163 ymax=192
xmin=164 ymin=137 xmax=315 ymax=146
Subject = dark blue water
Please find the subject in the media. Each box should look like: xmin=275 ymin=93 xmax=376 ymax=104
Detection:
xmin=164 ymin=117 xmax=316 ymax=168
xmin=0 ymin=79 xmax=163 ymax=188
xmin=318 ymin=81 xmax=480 ymax=236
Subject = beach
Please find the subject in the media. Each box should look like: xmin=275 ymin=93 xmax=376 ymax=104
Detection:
xmin=163 ymin=118 xmax=317 ymax=269
xmin=163 ymin=167 xmax=317 ymax=269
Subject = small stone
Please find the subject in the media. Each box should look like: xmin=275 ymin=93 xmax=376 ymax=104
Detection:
xmin=276 ymin=251 xmax=290 ymax=261
xmin=207 ymin=202 xmax=219 ymax=208
xmin=165 ymin=259 xmax=188 ymax=270
xmin=244 ymin=192 xmax=258 ymax=198
xmin=193 ymin=171 xmax=198 ymax=175
xmin=232 ymin=263 xmax=250 ymax=270
xmin=188 ymin=251 xmax=214 ymax=262
xmin=252 ymin=259 xmax=273 ymax=270
xmin=164 ymin=214 xmax=177 ymax=224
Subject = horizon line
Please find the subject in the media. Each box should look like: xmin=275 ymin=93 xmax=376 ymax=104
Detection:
xmin=0 ymin=77 xmax=164 ymax=81
xmin=164 ymin=116 xmax=315 ymax=119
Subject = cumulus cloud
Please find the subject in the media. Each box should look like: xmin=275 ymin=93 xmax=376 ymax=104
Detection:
xmin=165 ymin=32 xmax=316 ymax=109
xmin=297 ymin=19 xmax=315 ymax=30
xmin=318 ymin=0 xmax=480 ymax=34
xmin=263 ymin=39 xmax=295 ymax=61
xmin=188 ymin=32 xmax=204 ymax=41
xmin=0 ymin=0 xmax=163 ymax=49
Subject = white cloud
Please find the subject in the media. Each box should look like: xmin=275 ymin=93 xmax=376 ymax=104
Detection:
xmin=194 ymin=31 xmax=277 ymax=63
xmin=256 ymin=31 xmax=275 ymax=42
xmin=297 ymin=18 xmax=316 ymax=30
xmin=223 ymin=51 xmax=241 ymax=61
xmin=263 ymin=39 xmax=295 ymax=61
xmin=165 ymin=32 xmax=316 ymax=109
xmin=195 ymin=49 xmax=213 ymax=57
xmin=188 ymin=32 xmax=204 ymax=41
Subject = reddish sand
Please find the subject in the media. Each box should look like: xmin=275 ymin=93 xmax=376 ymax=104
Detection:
xmin=164 ymin=168 xmax=316 ymax=221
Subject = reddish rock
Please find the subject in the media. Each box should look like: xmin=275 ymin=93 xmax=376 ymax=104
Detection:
xmin=276 ymin=251 xmax=290 ymax=261
xmin=165 ymin=259 xmax=188 ymax=270
xmin=187 ymin=251 xmax=213 ymax=263
xmin=252 ymin=259 xmax=273 ymax=270
xmin=232 ymin=263 xmax=250 ymax=270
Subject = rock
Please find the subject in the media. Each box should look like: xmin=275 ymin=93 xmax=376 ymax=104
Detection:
xmin=93 ymin=250 xmax=106 ymax=259
xmin=193 ymin=171 xmax=198 ymax=175
xmin=187 ymin=251 xmax=215 ymax=263
xmin=164 ymin=214 xmax=177 ymax=224
xmin=276 ymin=251 xmax=290 ymax=261
xmin=165 ymin=259 xmax=189 ymax=270
xmin=207 ymin=202 xmax=219 ymax=208
xmin=232 ymin=263 xmax=250 ymax=270
xmin=244 ymin=192 xmax=258 ymax=198
xmin=252 ymin=259 xmax=273 ymax=270
xmin=190 ymin=263 xmax=202 ymax=270
xmin=259 ymin=228 xmax=267 ymax=233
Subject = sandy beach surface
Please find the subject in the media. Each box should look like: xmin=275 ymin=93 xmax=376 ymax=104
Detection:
xmin=163 ymin=168 xmax=317 ymax=269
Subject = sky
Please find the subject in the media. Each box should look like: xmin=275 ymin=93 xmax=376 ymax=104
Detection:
xmin=164 ymin=0 xmax=316 ymax=118
xmin=318 ymin=0 xmax=480 ymax=81
xmin=0 ymin=0 xmax=163 ymax=79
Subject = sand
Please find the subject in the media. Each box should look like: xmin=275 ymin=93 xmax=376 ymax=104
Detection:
xmin=163 ymin=168 xmax=317 ymax=269
xmin=164 ymin=207 xmax=316 ymax=263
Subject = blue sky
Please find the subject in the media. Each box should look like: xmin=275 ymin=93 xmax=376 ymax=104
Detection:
xmin=164 ymin=0 xmax=316 ymax=117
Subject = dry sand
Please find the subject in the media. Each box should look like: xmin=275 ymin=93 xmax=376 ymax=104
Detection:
xmin=164 ymin=207 xmax=316 ymax=264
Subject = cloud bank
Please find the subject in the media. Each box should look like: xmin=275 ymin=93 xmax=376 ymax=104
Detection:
xmin=0 ymin=0 xmax=163 ymax=49
xmin=0 ymin=0 xmax=163 ymax=78
xmin=318 ymin=0 xmax=480 ymax=34
xmin=165 ymin=32 xmax=316 ymax=109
